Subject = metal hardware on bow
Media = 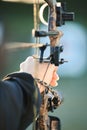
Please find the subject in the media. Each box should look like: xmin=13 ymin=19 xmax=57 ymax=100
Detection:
xmin=33 ymin=0 xmax=74 ymax=66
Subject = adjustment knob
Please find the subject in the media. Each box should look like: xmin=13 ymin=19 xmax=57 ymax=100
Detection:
xmin=60 ymin=45 xmax=64 ymax=52
xmin=59 ymin=58 xmax=68 ymax=64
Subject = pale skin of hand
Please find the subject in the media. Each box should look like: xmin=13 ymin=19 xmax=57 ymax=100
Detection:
xmin=20 ymin=56 xmax=59 ymax=93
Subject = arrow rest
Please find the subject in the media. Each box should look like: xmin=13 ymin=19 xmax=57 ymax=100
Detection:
xmin=38 ymin=44 xmax=67 ymax=66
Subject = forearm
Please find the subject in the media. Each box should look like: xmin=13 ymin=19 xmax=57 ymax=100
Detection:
xmin=0 ymin=72 xmax=41 ymax=130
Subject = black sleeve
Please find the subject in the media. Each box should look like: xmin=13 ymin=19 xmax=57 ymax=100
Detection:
xmin=0 ymin=72 xmax=41 ymax=130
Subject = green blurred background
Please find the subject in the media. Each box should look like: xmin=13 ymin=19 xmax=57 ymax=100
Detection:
xmin=0 ymin=0 xmax=87 ymax=130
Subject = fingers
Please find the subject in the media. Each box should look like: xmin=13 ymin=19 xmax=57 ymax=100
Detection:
xmin=20 ymin=56 xmax=34 ymax=73
xmin=20 ymin=56 xmax=59 ymax=87
xmin=50 ymin=71 xmax=59 ymax=87
xmin=52 ymin=71 xmax=59 ymax=81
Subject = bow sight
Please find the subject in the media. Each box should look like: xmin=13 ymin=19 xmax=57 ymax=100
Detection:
xmin=34 ymin=2 xmax=74 ymax=66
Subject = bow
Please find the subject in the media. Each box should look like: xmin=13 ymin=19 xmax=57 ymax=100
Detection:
xmin=32 ymin=0 xmax=74 ymax=130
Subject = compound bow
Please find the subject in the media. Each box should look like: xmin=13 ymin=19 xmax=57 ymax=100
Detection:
xmin=32 ymin=0 xmax=74 ymax=130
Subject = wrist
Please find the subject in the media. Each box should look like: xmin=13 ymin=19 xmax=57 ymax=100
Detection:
xmin=37 ymin=82 xmax=45 ymax=93
xmin=35 ymin=78 xmax=49 ymax=93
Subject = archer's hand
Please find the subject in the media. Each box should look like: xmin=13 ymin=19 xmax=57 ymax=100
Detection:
xmin=20 ymin=56 xmax=59 ymax=87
